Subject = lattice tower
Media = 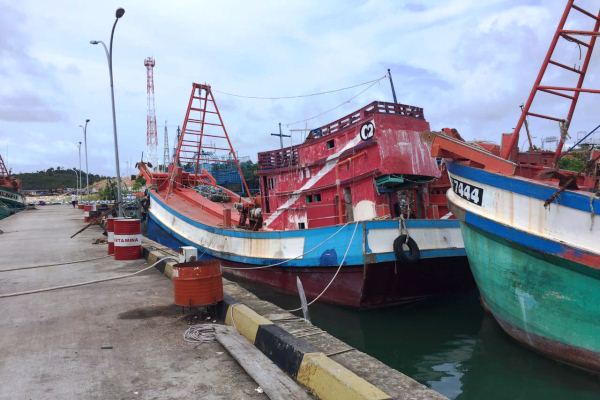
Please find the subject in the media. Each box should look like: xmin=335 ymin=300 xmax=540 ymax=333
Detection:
xmin=144 ymin=57 xmax=158 ymax=168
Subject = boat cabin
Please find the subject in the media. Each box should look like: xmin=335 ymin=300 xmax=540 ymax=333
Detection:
xmin=257 ymin=101 xmax=449 ymax=230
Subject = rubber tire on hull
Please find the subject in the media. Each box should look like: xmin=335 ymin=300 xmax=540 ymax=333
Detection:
xmin=393 ymin=235 xmax=420 ymax=264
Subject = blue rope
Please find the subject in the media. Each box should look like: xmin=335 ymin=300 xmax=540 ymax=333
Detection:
xmin=566 ymin=123 xmax=600 ymax=153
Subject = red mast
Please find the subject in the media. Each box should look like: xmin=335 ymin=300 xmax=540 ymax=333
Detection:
xmin=169 ymin=83 xmax=251 ymax=196
xmin=503 ymin=1 xmax=600 ymax=164
xmin=0 ymin=155 xmax=8 ymax=178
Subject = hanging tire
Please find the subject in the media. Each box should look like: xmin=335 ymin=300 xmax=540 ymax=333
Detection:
xmin=393 ymin=235 xmax=420 ymax=264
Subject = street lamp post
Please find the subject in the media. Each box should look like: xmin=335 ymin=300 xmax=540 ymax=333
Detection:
xmin=91 ymin=7 xmax=125 ymax=216
xmin=79 ymin=119 xmax=90 ymax=195
xmin=77 ymin=141 xmax=82 ymax=198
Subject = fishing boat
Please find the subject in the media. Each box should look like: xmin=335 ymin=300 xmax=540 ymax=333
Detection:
xmin=430 ymin=1 xmax=600 ymax=372
xmin=0 ymin=154 xmax=25 ymax=219
xmin=140 ymin=83 xmax=471 ymax=309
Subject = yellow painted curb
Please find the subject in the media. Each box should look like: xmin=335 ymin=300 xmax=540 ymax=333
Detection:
xmin=297 ymin=352 xmax=391 ymax=400
xmin=225 ymin=303 xmax=273 ymax=343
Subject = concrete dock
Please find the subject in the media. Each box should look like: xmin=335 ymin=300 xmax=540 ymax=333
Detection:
xmin=0 ymin=205 xmax=446 ymax=400
xmin=0 ymin=206 xmax=269 ymax=399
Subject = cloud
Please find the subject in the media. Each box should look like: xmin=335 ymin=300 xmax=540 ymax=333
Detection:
xmin=2 ymin=0 xmax=598 ymax=173
xmin=0 ymin=92 xmax=66 ymax=122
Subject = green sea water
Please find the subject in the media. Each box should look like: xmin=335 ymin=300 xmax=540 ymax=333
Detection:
xmin=236 ymin=283 xmax=600 ymax=399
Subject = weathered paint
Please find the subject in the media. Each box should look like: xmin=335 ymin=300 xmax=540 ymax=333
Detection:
xmin=460 ymin=221 xmax=600 ymax=372
xmin=150 ymin=191 xmax=464 ymax=268
xmin=448 ymin=161 xmax=600 ymax=372
xmin=258 ymin=101 xmax=443 ymax=231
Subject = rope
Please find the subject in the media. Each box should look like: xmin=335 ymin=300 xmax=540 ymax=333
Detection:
xmin=284 ymin=79 xmax=383 ymax=127
xmin=0 ymin=255 xmax=112 ymax=273
xmin=220 ymin=222 xmax=349 ymax=270
xmin=183 ymin=324 xmax=217 ymax=344
xmin=285 ymin=221 xmax=359 ymax=312
xmin=0 ymin=256 xmax=178 ymax=299
xmin=213 ymin=75 xmax=386 ymax=100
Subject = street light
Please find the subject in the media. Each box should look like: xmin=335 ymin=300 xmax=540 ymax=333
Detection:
xmin=77 ymin=141 xmax=82 ymax=198
xmin=79 ymin=119 xmax=90 ymax=195
xmin=90 ymin=7 xmax=125 ymax=216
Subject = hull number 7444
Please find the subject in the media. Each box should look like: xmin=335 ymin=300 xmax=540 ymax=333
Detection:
xmin=450 ymin=177 xmax=483 ymax=206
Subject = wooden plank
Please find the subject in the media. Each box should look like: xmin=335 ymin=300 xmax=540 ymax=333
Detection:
xmin=215 ymin=326 xmax=313 ymax=400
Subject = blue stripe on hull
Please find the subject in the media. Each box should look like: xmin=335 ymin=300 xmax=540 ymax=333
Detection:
xmin=447 ymin=162 xmax=600 ymax=215
xmin=149 ymin=192 xmax=465 ymax=268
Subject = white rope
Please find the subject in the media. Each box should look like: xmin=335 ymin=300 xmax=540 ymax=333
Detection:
xmin=220 ymin=222 xmax=349 ymax=270
xmin=0 ymin=256 xmax=178 ymax=299
xmin=183 ymin=324 xmax=217 ymax=344
xmin=0 ymin=255 xmax=112 ymax=273
xmin=286 ymin=221 xmax=359 ymax=312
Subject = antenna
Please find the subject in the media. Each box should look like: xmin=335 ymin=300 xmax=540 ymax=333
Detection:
xmin=271 ymin=122 xmax=291 ymax=149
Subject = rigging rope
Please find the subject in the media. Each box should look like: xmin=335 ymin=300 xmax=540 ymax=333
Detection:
xmin=213 ymin=75 xmax=386 ymax=100
xmin=284 ymin=79 xmax=383 ymax=127
xmin=285 ymin=221 xmax=359 ymax=312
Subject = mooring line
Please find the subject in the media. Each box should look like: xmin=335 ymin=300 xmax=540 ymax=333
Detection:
xmin=0 ymin=255 xmax=112 ymax=273
xmin=0 ymin=256 xmax=178 ymax=299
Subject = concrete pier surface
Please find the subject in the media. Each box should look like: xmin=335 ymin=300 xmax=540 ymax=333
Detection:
xmin=0 ymin=205 xmax=269 ymax=399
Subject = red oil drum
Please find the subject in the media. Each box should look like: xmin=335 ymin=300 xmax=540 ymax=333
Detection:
xmin=113 ymin=219 xmax=142 ymax=260
xmin=83 ymin=205 xmax=92 ymax=223
xmin=106 ymin=217 xmax=116 ymax=255
xmin=172 ymin=260 xmax=223 ymax=307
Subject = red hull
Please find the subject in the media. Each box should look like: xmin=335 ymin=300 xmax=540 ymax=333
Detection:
xmin=222 ymin=257 xmax=473 ymax=309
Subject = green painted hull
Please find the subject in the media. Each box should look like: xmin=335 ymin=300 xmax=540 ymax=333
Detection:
xmin=461 ymin=222 xmax=600 ymax=372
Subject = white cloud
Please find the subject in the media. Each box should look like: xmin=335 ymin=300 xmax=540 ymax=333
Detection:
xmin=0 ymin=0 xmax=598 ymax=174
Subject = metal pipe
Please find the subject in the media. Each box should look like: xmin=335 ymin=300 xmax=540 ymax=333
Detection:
xmin=387 ymin=68 xmax=398 ymax=104
xmin=79 ymin=119 xmax=90 ymax=195
xmin=77 ymin=142 xmax=82 ymax=197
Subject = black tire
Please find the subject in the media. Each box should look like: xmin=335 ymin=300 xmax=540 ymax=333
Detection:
xmin=393 ymin=234 xmax=420 ymax=264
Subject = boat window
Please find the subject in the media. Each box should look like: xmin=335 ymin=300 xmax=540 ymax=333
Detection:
xmin=298 ymin=222 xmax=306 ymax=229
xmin=326 ymin=139 xmax=335 ymax=149
xmin=306 ymin=195 xmax=313 ymax=203
xmin=314 ymin=193 xmax=321 ymax=202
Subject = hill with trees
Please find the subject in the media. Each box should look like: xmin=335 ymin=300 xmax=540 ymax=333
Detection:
xmin=16 ymin=167 xmax=109 ymax=190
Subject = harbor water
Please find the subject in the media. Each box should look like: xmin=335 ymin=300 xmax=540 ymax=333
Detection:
xmin=235 ymin=282 xmax=600 ymax=399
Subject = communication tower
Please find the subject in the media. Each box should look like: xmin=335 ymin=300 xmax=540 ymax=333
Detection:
xmin=144 ymin=57 xmax=158 ymax=168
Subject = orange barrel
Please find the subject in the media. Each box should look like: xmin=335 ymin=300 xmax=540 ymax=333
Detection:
xmin=113 ymin=218 xmax=142 ymax=260
xmin=106 ymin=217 xmax=116 ymax=255
xmin=172 ymin=260 xmax=223 ymax=307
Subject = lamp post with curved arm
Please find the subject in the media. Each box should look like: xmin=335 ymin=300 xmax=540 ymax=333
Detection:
xmin=79 ymin=119 xmax=90 ymax=195
xmin=90 ymin=7 xmax=125 ymax=216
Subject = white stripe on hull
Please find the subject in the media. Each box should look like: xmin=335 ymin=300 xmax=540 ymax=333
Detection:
xmin=151 ymin=198 xmax=305 ymax=259
xmin=367 ymin=226 xmax=464 ymax=253
xmin=447 ymin=171 xmax=599 ymax=255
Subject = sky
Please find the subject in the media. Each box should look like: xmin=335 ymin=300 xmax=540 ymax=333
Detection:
xmin=1 ymin=0 xmax=599 ymax=175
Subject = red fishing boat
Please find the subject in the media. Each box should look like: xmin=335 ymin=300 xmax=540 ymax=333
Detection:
xmin=140 ymin=83 xmax=471 ymax=308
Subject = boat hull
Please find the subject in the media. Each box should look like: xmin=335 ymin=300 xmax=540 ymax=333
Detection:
xmin=147 ymin=192 xmax=472 ymax=309
xmin=447 ymin=161 xmax=600 ymax=372
xmin=0 ymin=187 xmax=25 ymax=219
